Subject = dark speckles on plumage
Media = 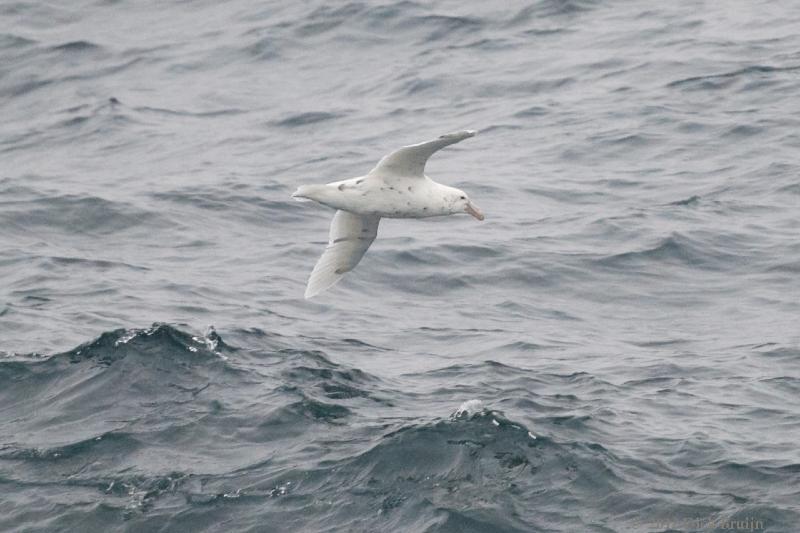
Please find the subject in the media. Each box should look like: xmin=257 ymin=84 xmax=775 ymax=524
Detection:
xmin=388 ymin=186 xmax=395 ymax=191
xmin=356 ymin=179 xmax=364 ymax=184
xmin=423 ymin=207 xmax=428 ymax=211
xmin=338 ymin=184 xmax=345 ymax=191
xmin=407 ymin=186 xmax=413 ymax=192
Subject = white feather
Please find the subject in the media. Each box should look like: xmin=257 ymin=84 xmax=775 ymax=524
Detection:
xmin=369 ymin=130 xmax=476 ymax=178
xmin=305 ymin=210 xmax=380 ymax=299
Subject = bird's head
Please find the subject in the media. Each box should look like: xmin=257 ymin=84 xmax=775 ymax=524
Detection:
xmin=447 ymin=188 xmax=484 ymax=220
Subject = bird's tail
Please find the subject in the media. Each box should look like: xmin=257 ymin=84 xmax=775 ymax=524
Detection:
xmin=291 ymin=184 xmax=320 ymax=202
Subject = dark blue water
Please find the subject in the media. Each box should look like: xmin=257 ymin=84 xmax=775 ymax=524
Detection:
xmin=1 ymin=1 xmax=799 ymax=531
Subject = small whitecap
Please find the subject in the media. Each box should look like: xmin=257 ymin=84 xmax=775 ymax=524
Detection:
xmin=191 ymin=325 xmax=226 ymax=358
xmin=115 ymin=329 xmax=139 ymax=346
xmin=203 ymin=325 xmax=220 ymax=352
xmin=453 ymin=399 xmax=486 ymax=419
xmin=268 ymin=482 xmax=291 ymax=497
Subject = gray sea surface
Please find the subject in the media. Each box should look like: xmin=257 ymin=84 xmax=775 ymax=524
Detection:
xmin=1 ymin=0 xmax=799 ymax=532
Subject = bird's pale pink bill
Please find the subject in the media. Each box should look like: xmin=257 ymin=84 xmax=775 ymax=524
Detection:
xmin=465 ymin=201 xmax=484 ymax=221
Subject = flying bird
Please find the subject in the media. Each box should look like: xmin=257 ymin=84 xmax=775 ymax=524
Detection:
xmin=293 ymin=130 xmax=484 ymax=299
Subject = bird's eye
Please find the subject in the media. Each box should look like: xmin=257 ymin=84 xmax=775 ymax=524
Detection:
xmin=460 ymin=195 xmax=466 ymax=200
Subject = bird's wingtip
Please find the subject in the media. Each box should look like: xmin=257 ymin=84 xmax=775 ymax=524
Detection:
xmin=437 ymin=129 xmax=478 ymax=142
xmin=304 ymin=278 xmax=336 ymax=299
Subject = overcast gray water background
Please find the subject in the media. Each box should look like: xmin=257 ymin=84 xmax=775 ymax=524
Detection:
xmin=1 ymin=1 xmax=799 ymax=531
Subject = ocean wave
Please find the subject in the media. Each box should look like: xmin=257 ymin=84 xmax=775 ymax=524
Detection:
xmin=0 ymin=194 xmax=169 ymax=235
xmin=667 ymin=64 xmax=800 ymax=91
xmin=594 ymin=232 xmax=745 ymax=272
xmin=3 ymin=0 xmax=800 ymax=530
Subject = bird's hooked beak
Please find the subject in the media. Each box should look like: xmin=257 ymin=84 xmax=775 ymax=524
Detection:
xmin=465 ymin=201 xmax=484 ymax=221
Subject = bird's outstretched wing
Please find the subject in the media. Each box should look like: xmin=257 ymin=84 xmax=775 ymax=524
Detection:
xmin=369 ymin=130 xmax=477 ymax=178
xmin=305 ymin=210 xmax=380 ymax=299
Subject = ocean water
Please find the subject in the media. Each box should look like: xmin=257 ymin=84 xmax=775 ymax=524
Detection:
xmin=1 ymin=0 xmax=799 ymax=531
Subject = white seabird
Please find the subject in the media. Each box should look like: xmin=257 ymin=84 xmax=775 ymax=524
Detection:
xmin=293 ymin=130 xmax=484 ymax=299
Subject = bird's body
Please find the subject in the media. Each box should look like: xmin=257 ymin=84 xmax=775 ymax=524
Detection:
xmin=294 ymin=174 xmax=464 ymax=218
xmin=293 ymin=130 xmax=483 ymax=298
